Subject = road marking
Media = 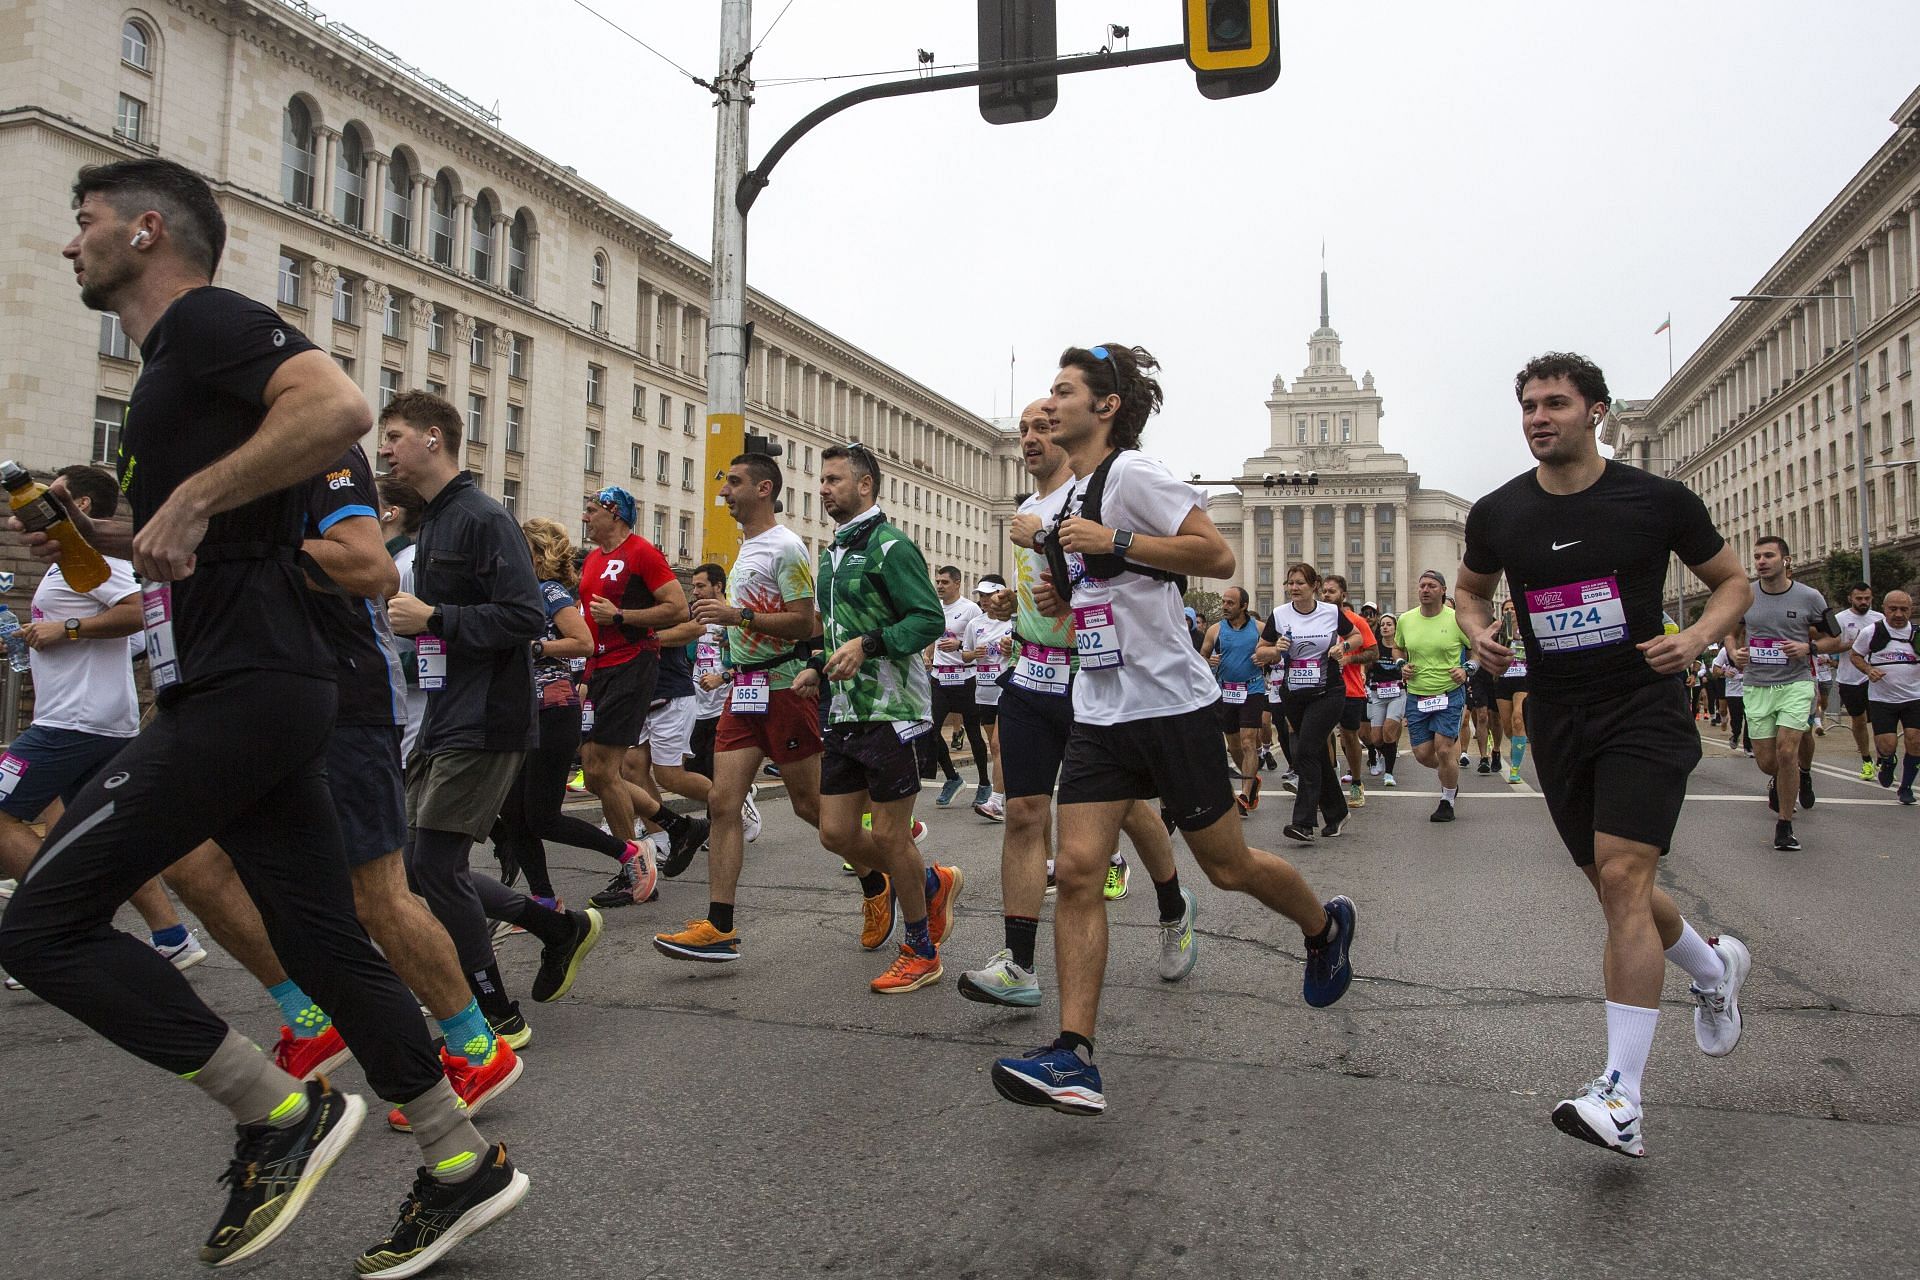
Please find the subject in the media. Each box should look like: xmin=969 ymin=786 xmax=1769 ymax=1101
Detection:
xmin=1359 ymin=789 xmax=1895 ymax=806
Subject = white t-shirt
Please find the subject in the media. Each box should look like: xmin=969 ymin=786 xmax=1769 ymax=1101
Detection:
xmin=1853 ymin=619 xmax=1920 ymax=704
xmin=27 ymin=558 xmax=140 ymax=736
xmin=966 ymin=614 xmax=1014 ymax=705
xmin=1833 ymin=607 xmax=1883 ymax=686
xmin=1265 ymin=599 xmax=1349 ymax=695
xmin=1064 ymin=451 xmax=1218 ymax=726
xmin=933 ymin=596 xmax=981 ymax=685
xmin=1711 ymin=647 xmax=1744 ymax=697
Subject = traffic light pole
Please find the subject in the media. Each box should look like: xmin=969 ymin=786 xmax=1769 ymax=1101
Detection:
xmin=702 ymin=0 xmax=754 ymax=570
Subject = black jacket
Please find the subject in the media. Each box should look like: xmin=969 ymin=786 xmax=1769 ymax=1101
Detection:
xmin=412 ymin=472 xmax=543 ymax=753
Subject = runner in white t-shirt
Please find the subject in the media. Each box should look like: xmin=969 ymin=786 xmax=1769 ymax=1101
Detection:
xmin=919 ymin=567 xmax=990 ymax=808
xmin=1850 ymin=589 xmax=1920 ymax=803
xmin=1830 ymin=583 xmax=1884 ymax=778
xmin=963 ymin=579 xmax=1014 ymax=820
xmin=990 ymin=343 xmax=1354 ymax=1118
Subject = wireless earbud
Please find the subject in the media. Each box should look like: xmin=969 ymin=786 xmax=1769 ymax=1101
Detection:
xmin=129 ymin=230 xmax=150 ymax=247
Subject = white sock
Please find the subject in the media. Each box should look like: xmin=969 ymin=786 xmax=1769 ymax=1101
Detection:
xmin=648 ymin=830 xmax=670 ymax=856
xmin=991 ymin=792 xmax=1004 ymax=805
xmin=1441 ymin=786 xmax=1457 ymax=802
xmin=1664 ymin=920 xmax=1726 ymax=988
xmin=1603 ymin=1000 xmax=1660 ymax=1104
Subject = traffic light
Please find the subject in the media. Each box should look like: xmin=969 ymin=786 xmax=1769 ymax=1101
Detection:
xmin=1260 ymin=471 xmax=1319 ymax=491
xmin=1183 ymin=0 xmax=1279 ymax=100
xmin=978 ymin=0 xmax=1057 ymax=125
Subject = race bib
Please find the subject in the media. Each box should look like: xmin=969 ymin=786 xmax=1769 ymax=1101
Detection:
xmin=1285 ymin=658 xmax=1324 ymax=690
xmin=1072 ymin=603 xmax=1123 ymax=669
xmin=0 ymin=753 xmax=26 ymax=802
xmin=1372 ymin=681 xmax=1403 ymax=699
xmin=695 ymin=640 xmax=722 ymax=676
xmin=1506 ymin=660 xmax=1529 ymax=679
xmin=1416 ymin=692 xmax=1451 ymax=713
xmin=1011 ymin=642 xmax=1070 ymax=695
xmin=1221 ymin=681 xmax=1249 ymax=705
xmin=414 ymin=634 xmax=447 ymax=690
xmin=141 ymin=582 xmax=181 ymax=691
xmin=581 ymin=699 xmax=595 ymax=734
xmin=1526 ymin=576 xmax=1628 ymax=653
xmin=730 ymin=671 xmax=770 ymax=713
xmin=1747 ymin=636 xmax=1788 ymax=667
xmin=934 ymin=663 xmax=972 ymax=686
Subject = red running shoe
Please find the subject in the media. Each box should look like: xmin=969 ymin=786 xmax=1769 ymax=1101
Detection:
xmin=387 ymin=1040 xmax=524 ymax=1132
xmin=272 ymin=1024 xmax=352 ymax=1081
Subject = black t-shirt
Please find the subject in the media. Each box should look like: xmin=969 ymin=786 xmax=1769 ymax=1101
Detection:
xmin=654 ymin=639 xmax=694 ymax=702
xmin=1463 ymin=461 xmax=1724 ymax=705
xmin=304 ymin=447 xmax=404 ymax=727
xmin=123 ymin=287 xmax=333 ymax=693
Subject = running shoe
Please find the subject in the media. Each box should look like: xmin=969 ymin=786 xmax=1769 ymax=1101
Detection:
xmin=1899 ymin=786 xmax=1916 ymax=806
xmin=1244 ymin=775 xmax=1262 ymax=810
xmin=1382 ymin=772 xmax=1396 ymax=788
xmin=860 ymin=877 xmax=896 ymax=951
xmin=1773 ymin=821 xmax=1799 ymax=852
xmin=628 ymin=840 xmax=660 ymax=905
xmin=1813 ymin=720 xmax=1826 ymax=736
xmin=1476 ymin=758 xmax=1493 ymax=775
xmin=1550 ymin=1071 xmax=1645 ymax=1158
xmin=1458 ymin=751 xmax=1470 ymax=767
xmin=950 ymin=728 xmax=965 ymax=749
xmin=199 ymin=1077 xmax=366 ymax=1267
xmin=1429 ymin=799 xmax=1455 ymax=823
xmin=842 ymin=861 xmax=856 ymax=875
xmin=1302 ymin=895 xmax=1356 ymax=1007
xmin=1876 ymin=755 xmax=1895 ymax=788
xmin=662 ymin=815 xmax=710 ymax=879
xmin=353 ymin=1144 xmax=528 ymax=1279
xmin=1861 ymin=759 xmax=1879 ymax=782
xmin=1044 ymin=859 xmax=1057 ymax=896
xmin=1367 ymin=760 xmax=1383 ymax=777
xmin=973 ymin=783 xmax=993 ymax=809
xmin=565 ymin=769 xmax=586 ymax=793
xmin=487 ymin=1009 xmax=532 ymax=1051
xmin=1102 ymin=857 xmax=1130 ymax=901
xmin=870 ymin=943 xmax=942 ymax=993
xmin=2 ymin=972 xmax=21 ymax=992
xmin=1234 ymin=792 xmax=1253 ymax=818
xmin=1691 ymin=933 xmax=1750 ymax=1057
xmin=1348 ymin=781 xmax=1365 ymax=808
xmin=991 ymin=1046 xmax=1105 ymax=1116
xmin=928 ymin=863 xmax=963 ymax=947
xmin=1279 ymin=771 xmax=1299 ymax=794
xmin=1507 ymin=767 xmax=1522 ymax=784
xmin=762 ymin=762 xmax=782 ymax=778
xmin=387 ymin=1041 xmax=523 ymax=1132
xmin=936 ymin=776 xmax=966 ymax=807
xmin=1339 ymin=771 xmax=1354 ymax=785
xmin=1282 ymin=823 xmax=1315 ymax=843
xmin=155 ymin=930 xmax=208 ymax=971
xmin=1321 ymin=816 xmax=1346 ymax=838
xmin=742 ymin=787 xmax=762 ymax=843
xmin=588 ymin=858 xmax=639 ymax=909
xmin=911 ymin=818 xmax=929 ymax=846
xmin=272 ymin=1024 xmax=352 ymax=1082
xmin=1798 ymin=768 xmax=1816 ymax=811
xmin=958 ymin=949 xmax=1041 ymax=1007
xmin=1258 ymin=746 xmax=1279 ymax=772
xmin=1156 ymin=887 xmax=1199 ymax=983
xmin=531 ymin=907 xmax=604 ymax=1003
xmin=652 ymin=918 xmax=741 ymax=962
xmin=973 ymin=795 xmax=1005 ymax=822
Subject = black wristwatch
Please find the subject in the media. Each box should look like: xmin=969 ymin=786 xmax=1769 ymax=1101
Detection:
xmin=1111 ymin=528 xmax=1135 ymax=556
xmin=739 ymin=607 xmax=755 ymax=631
xmin=860 ymin=630 xmax=885 ymax=657
xmin=426 ymin=607 xmax=445 ymax=635
xmin=531 ymin=639 xmax=546 ymax=659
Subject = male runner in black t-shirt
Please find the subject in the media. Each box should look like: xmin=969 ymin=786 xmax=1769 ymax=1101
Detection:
xmin=1455 ymin=351 xmax=1754 ymax=1159
xmin=0 ymin=159 xmax=523 ymax=1274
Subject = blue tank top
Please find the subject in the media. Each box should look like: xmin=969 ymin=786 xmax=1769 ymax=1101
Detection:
xmin=1214 ymin=615 xmax=1265 ymax=694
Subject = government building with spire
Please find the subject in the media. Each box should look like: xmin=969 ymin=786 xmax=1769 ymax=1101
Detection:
xmin=1201 ymin=272 xmax=1471 ymax=617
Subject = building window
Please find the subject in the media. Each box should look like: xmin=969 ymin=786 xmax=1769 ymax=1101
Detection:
xmin=1903 ymin=402 xmax=1914 ymax=444
xmin=1318 ymin=416 xmax=1330 ymax=444
xmin=1295 ymin=416 xmax=1307 ymax=443
xmin=466 ymin=393 xmax=486 ymax=444
xmin=508 ymin=333 xmax=527 ymax=379
xmin=428 ymin=173 xmax=456 ymax=266
xmin=1257 ymin=565 xmax=1272 ymax=586
xmin=384 ymin=153 xmax=412 ymax=246
xmin=1316 ymin=507 xmax=1332 ymax=526
xmin=426 ymin=379 xmax=445 ymax=398
xmin=658 ymin=393 xmax=671 ymax=426
xmin=93 ymin=396 xmax=127 ymax=466
xmin=469 ymin=194 xmax=494 ymax=280
xmin=1317 ymin=535 xmax=1332 ymax=557
xmin=276 ymin=254 xmax=301 ymax=306
xmin=589 ymin=300 xmax=605 ymax=333
xmin=656 ymin=450 xmax=669 ymax=484
xmin=378 ymin=368 xmax=401 ymax=409
xmin=586 ymin=363 xmax=604 ymax=406
xmin=383 ymin=291 xmax=404 ymax=338
xmin=630 ymin=443 xmax=644 ymax=477
xmin=331 ymin=354 xmax=354 ymax=377
xmin=591 ymin=253 xmax=607 ymax=287
xmin=1287 ymin=536 xmax=1301 ymax=557
xmin=804 ymin=445 xmax=814 ymax=474
xmin=122 ymin=20 xmax=151 ymax=69
xmin=427 ymin=308 xmax=446 ymax=353
xmin=632 ymin=384 xmax=647 ymax=419
xmin=677 ymin=515 xmax=692 ymax=561
xmin=1379 ymin=564 xmax=1393 ymax=583
xmin=1340 ymin=415 xmax=1352 ymax=443
xmin=683 ymin=403 xmax=696 ymax=435
xmin=505 ymin=404 xmax=522 ymax=453
xmin=501 ymin=479 xmax=519 ymax=518
xmin=681 ymin=457 xmax=694 ymax=490
xmin=332 ymin=279 xmax=356 ymax=326
xmin=1378 ymin=537 xmax=1394 ymax=555
xmin=1349 ymin=536 xmax=1363 ymax=556
xmin=507 ymin=212 xmax=530 ymax=297
xmin=469 ymin=322 xmax=488 ymax=368
xmin=98 ymin=312 xmax=131 ymax=360
xmin=114 ymin=94 xmax=145 ymax=144
xmin=333 ymin=128 xmax=365 ymax=227
xmin=652 ymin=509 xmax=667 ymax=547
xmin=281 ymin=100 xmax=315 ymax=206
xmin=584 ymin=427 xmax=601 ymax=473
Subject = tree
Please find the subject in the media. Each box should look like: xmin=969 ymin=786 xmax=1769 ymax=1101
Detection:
xmin=1811 ymin=548 xmax=1915 ymax=601
xmin=1183 ymin=588 xmax=1223 ymax=626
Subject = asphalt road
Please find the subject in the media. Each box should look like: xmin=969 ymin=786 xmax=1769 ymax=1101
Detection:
xmin=4 ymin=722 xmax=1916 ymax=1280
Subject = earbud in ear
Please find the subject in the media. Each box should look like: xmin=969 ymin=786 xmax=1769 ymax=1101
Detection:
xmin=129 ymin=230 xmax=150 ymax=247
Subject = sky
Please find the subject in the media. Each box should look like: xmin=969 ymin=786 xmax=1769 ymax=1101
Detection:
xmin=311 ymin=0 xmax=1920 ymax=502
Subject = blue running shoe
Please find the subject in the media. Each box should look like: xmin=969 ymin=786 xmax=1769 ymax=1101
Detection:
xmin=1302 ymin=895 xmax=1355 ymax=1008
xmin=936 ymin=776 xmax=966 ymax=807
xmin=990 ymin=1046 xmax=1106 ymax=1116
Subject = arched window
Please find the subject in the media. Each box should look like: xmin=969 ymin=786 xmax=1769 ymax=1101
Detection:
xmin=383 ymin=152 xmax=411 ymax=246
xmin=121 ymin=20 xmax=151 ymax=69
xmin=333 ymin=127 xmax=365 ymax=228
xmin=281 ymin=100 xmax=316 ymax=207
xmin=469 ymin=193 xmax=494 ymax=281
xmin=428 ymin=172 xmax=455 ymax=266
xmin=507 ymin=211 xmax=531 ymax=297
xmin=591 ymin=252 xmax=607 ymax=287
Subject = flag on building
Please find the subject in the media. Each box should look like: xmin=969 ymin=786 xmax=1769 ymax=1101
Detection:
xmin=1653 ymin=314 xmax=1671 ymax=335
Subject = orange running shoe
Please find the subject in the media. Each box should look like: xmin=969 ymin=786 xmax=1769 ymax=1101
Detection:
xmin=870 ymin=943 xmax=943 ymax=994
xmin=271 ymin=1024 xmax=352 ymax=1081
xmin=387 ymin=1040 xmax=523 ymax=1132
xmin=652 ymin=918 xmax=741 ymax=962
xmin=927 ymin=863 xmax=963 ymax=947
xmin=860 ymin=876 xmax=896 ymax=951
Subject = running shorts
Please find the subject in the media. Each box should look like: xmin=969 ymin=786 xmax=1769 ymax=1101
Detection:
xmin=1840 ymin=681 xmax=1871 ymax=718
xmin=584 ymin=653 xmax=658 ymax=748
xmin=1743 ymin=680 xmax=1814 ymax=739
xmin=638 ymin=695 xmax=697 ymax=765
xmin=329 ymin=724 xmax=407 ymax=864
xmin=714 ymin=687 xmax=822 ymax=764
xmin=1340 ymin=696 xmax=1367 ymax=733
xmin=1524 ymin=679 xmax=1700 ymax=866
xmin=0 ymin=725 xmax=128 ymax=821
xmin=820 ymin=721 xmax=923 ymax=804
xmin=1366 ymin=691 xmax=1406 ymax=727
xmin=1405 ymin=686 xmax=1466 ymax=746
xmin=1058 ymin=703 xmax=1235 ymax=832
xmin=405 ymin=748 xmax=525 ymax=840
xmin=1214 ymin=690 xmax=1268 ymax=734
xmin=1868 ymin=699 xmax=1920 ymax=735
xmin=1466 ymin=669 xmax=1498 ymax=709
xmin=998 ymin=681 xmax=1074 ymax=799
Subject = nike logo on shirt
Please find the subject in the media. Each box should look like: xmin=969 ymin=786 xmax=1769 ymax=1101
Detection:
xmin=1551 ymin=540 xmax=1581 ymax=551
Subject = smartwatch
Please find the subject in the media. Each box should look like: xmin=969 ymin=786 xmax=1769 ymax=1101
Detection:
xmin=427 ymin=607 xmax=445 ymax=636
xmin=860 ymin=630 xmax=885 ymax=658
xmin=1111 ymin=528 xmax=1135 ymax=556
xmin=531 ymin=639 xmax=546 ymax=659
xmin=739 ymin=607 xmax=755 ymax=630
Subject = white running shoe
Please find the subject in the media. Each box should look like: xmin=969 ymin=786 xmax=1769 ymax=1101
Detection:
xmin=1551 ymin=1071 xmax=1645 ymax=1158
xmin=1368 ymin=761 xmax=1383 ymax=777
xmin=910 ymin=819 xmax=928 ymax=847
xmin=1156 ymin=887 xmax=1199 ymax=982
xmin=154 ymin=931 xmax=207 ymax=971
xmin=3 ymin=972 xmax=23 ymax=992
xmin=741 ymin=786 xmax=763 ymax=844
xmin=973 ymin=795 xmax=1005 ymax=822
xmin=1382 ymin=772 xmax=1396 ymax=788
xmin=1339 ymin=771 xmax=1354 ymax=785
xmin=956 ymin=949 xmax=1040 ymax=1007
xmin=1691 ymin=933 xmax=1750 ymax=1057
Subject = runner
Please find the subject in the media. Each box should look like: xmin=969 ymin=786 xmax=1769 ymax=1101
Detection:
xmin=919 ymin=565 xmax=990 ymax=807
xmin=1811 ymin=651 xmax=1836 ymax=734
xmin=1831 ymin=582 xmax=1884 ymax=778
xmin=1465 ymin=640 xmax=1502 ymax=774
xmin=990 ymin=344 xmax=1353 ymax=1115
xmin=1364 ymin=613 xmax=1406 ymax=789
xmin=798 ymin=443 xmax=962 ymax=992
xmin=1849 ymin=589 xmax=1920 ymax=804
xmin=1 ymin=157 xmax=520 ymax=1273
xmin=1395 ymin=570 xmax=1471 ymax=822
xmin=1494 ymin=597 xmax=1531 ymax=783
xmin=965 ymin=577 xmax=1014 ymax=821
xmin=1724 ymin=536 xmax=1845 ymax=851
xmin=1318 ymin=574 xmax=1378 ymax=807
xmin=1258 ymin=564 xmax=1358 ymax=842
xmin=1457 ymin=350 xmax=1753 ymax=1159
xmin=620 ymin=609 xmax=715 ymax=891
xmin=959 ymin=401 xmax=1199 ymax=1010
xmin=1200 ymin=585 xmax=1268 ymax=815
xmin=1712 ymin=644 xmax=1751 ymax=754
xmin=688 ymin=563 xmax=731 ymax=786
xmin=376 ymin=477 xmax=428 ymax=759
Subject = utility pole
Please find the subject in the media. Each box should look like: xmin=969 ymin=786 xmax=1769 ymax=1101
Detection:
xmin=701 ymin=0 xmax=753 ymax=569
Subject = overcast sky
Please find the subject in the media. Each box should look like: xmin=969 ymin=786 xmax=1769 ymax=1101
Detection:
xmin=316 ymin=0 xmax=1920 ymax=502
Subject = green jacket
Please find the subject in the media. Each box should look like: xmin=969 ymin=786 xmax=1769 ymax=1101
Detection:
xmin=816 ymin=511 xmax=945 ymax=725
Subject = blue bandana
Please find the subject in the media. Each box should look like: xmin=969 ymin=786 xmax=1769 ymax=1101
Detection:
xmin=594 ymin=486 xmax=637 ymax=526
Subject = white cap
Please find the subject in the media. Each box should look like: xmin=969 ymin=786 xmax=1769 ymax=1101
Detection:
xmin=975 ymin=579 xmax=1004 ymax=595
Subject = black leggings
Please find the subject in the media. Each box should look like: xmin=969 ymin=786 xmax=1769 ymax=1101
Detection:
xmin=494 ymin=704 xmax=627 ymax=897
xmin=918 ymin=680 xmax=989 ymax=782
xmin=1723 ymin=695 xmax=1750 ymax=750
xmin=1282 ymin=685 xmax=1349 ymax=829
xmin=0 ymin=672 xmax=441 ymax=1103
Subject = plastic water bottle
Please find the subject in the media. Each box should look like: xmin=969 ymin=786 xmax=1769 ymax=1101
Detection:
xmin=0 ymin=608 xmax=29 ymax=673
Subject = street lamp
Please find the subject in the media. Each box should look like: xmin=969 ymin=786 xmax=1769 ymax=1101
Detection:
xmin=1730 ymin=290 xmax=1870 ymax=584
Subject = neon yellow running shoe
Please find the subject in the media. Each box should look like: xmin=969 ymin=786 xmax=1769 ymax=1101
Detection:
xmin=1103 ymin=857 xmax=1130 ymax=901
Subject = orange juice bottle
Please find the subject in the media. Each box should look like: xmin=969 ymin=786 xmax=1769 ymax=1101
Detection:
xmin=2 ymin=460 xmax=111 ymax=592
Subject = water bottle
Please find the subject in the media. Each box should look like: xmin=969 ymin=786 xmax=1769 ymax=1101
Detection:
xmin=0 ymin=608 xmax=29 ymax=673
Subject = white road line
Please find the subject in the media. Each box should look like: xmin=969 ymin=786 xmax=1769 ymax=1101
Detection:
xmin=1358 ymin=789 xmax=1895 ymax=806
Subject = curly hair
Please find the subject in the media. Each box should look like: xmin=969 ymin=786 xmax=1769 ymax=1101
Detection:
xmin=1514 ymin=351 xmax=1610 ymax=408
xmin=522 ymin=517 xmax=578 ymax=588
xmin=1059 ymin=343 xmax=1165 ymax=450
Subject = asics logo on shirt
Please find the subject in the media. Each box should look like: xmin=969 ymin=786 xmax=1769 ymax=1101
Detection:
xmin=1551 ymin=540 xmax=1582 ymax=551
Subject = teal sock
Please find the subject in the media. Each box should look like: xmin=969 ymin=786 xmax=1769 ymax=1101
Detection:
xmin=438 ymin=999 xmax=498 ymax=1063
xmin=1510 ymin=736 xmax=1527 ymax=768
xmin=268 ymin=979 xmax=331 ymax=1039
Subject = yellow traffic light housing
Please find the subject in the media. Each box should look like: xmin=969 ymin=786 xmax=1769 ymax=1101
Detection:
xmin=1183 ymin=0 xmax=1280 ymax=98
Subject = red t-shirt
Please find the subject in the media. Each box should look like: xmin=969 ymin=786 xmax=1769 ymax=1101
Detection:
xmin=1341 ymin=608 xmax=1377 ymax=697
xmin=579 ymin=534 xmax=676 ymax=672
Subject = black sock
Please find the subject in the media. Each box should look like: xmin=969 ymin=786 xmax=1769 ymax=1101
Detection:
xmin=1381 ymin=741 xmax=1397 ymax=772
xmin=1004 ymin=915 xmax=1039 ymax=971
xmin=468 ymin=964 xmax=517 ymax=1022
xmin=656 ymin=807 xmax=688 ymax=834
xmin=1152 ymin=873 xmax=1186 ymax=924
xmin=518 ymin=898 xmax=574 ymax=947
xmin=708 ymin=901 xmax=735 ymax=933
xmin=1052 ymin=1030 xmax=1093 ymax=1062
xmin=1305 ymin=911 xmax=1336 ymax=948
xmin=857 ymin=870 xmax=889 ymax=898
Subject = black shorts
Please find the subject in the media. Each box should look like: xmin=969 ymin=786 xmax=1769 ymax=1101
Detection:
xmin=689 ymin=714 xmax=718 ymax=781
xmin=1340 ymin=695 xmax=1367 ymax=732
xmin=1868 ymin=699 xmax=1920 ymax=735
xmin=999 ymin=681 xmax=1074 ymax=799
xmin=1840 ymin=681 xmax=1871 ymax=718
xmin=820 ymin=721 xmax=923 ymax=804
xmin=327 ymin=724 xmax=407 ymax=865
xmin=584 ymin=652 xmax=658 ymax=747
xmin=1497 ymin=676 xmax=1529 ymax=700
xmin=976 ymin=701 xmax=999 ymax=727
xmin=1466 ymin=670 xmax=1498 ymax=709
xmin=931 ymin=677 xmax=977 ymax=716
xmin=1058 ymin=704 xmax=1235 ymax=832
xmin=1215 ymin=691 xmax=1268 ymax=733
xmin=1524 ymin=679 xmax=1701 ymax=866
